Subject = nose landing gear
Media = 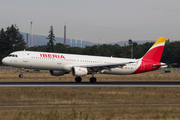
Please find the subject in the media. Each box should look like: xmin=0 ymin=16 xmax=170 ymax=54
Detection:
xmin=18 ymin=68 xmax=24 ymax=78
xmin=19 ymin=74 xmax=23 ymax=78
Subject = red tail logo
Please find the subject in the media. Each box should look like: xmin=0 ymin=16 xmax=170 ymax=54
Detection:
xmin=133 ymin=37 xmax=166 ymax=74
xmin=142 ymin=37 xmax=166 ymax=62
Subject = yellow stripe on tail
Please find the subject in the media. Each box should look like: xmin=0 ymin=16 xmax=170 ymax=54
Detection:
xmin=152 ymin=37 xmax=166 ymax=47
xmin=142 ymin=37 xmax=166 ymax=62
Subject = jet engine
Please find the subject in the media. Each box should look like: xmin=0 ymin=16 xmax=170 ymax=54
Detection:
xmin=49 ymin=70 xmax=65 ymax=76
xmin=71 ymin=67 xmax=88 ymax=76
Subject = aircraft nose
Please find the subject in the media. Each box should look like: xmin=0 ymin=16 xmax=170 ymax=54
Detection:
xmin=2 ymin=57 xmax=8 ymax=65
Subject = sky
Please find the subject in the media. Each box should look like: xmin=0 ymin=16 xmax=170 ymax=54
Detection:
xmin=1 ymin=0 xmax=180 ymax=43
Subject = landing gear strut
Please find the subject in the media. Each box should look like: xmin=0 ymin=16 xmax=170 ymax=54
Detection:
xmin=19 ymin=68 xmax=24 ymax=78
xmin=75 ymin=77 xmax=82 ymax=82
xmin=90 ymin=73 xmax=97 ymax=83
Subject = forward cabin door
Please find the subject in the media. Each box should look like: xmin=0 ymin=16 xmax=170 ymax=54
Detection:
xmin=23 ymin=51 xmax=28 ymax=62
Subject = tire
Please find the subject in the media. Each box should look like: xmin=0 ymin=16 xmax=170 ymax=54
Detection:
xmin=19 ymin=74 xmax=23 ymax=78
xmin=75 ymin=77 xmax=82 ymax=82
xmin=90 ymin=77 xmax=97 ymax=83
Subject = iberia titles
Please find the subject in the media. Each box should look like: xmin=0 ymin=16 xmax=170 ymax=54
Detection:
xmin=40 ymin=54 xmax=65 ymax=59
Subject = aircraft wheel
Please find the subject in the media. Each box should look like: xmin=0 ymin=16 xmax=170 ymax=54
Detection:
xmin=19 ymin=74 xmax=23 ymax=78
xmin=90 ymin=77 xmax=97 ymax=83
xmin=75 ymin=77 xmax=82 ymax=82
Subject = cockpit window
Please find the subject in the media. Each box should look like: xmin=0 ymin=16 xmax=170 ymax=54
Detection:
xmin=8 ymin=54 xmax=18 ymax=57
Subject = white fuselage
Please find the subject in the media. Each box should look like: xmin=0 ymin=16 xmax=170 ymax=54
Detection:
xmin=2 ymin=51 xmax=141 ymax=75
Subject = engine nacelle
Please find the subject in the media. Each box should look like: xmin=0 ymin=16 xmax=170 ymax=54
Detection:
xmin=71 ymin=67 xmax=88 ymax=76
xmin=49 ymin=70 xmax=65 ymax=76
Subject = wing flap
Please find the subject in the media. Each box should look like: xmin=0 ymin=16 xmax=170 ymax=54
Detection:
xmin=80 ymin=62 xmax=133 ymax=68
xmin=75 ymin=61 xmax=136 ymax=73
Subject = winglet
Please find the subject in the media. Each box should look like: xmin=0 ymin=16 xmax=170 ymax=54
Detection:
xmin=142 ymin=37 xmax=166 ymax=62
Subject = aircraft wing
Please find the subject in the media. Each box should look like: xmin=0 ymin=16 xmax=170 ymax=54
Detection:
xmin=76 ymin=61 xmax=136 ymax=72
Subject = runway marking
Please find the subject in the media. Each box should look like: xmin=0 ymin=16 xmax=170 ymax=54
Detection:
xmin=1 ymin=81 xmax=180 ymax=87
xmin=0 ymin=85 xmax=180 ymax=87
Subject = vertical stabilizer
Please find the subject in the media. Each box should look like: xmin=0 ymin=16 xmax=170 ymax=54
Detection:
xmin=142 ymin=37 xmax=166 ymax=62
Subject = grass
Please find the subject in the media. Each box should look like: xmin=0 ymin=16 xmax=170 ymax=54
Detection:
xmin=0 ymin=70 xmax=180 ymax=119
xmin=1 ymin=106 xmax=180 ymax=120
xmin=1 ymin=70 xmax=180 ymax=82
xmin=1 ymin=87 xmax=180 ymax=105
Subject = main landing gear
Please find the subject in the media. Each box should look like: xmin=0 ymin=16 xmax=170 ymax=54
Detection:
xmin=75 ymin=73 xmax=97 ymax=83
xmin=90 ymin=73 xmax=96 ymax=83
xmin=75 ymin=77 xmax=82 ymax=82
xmin=90 ymin=77 xmax=96 ymax=83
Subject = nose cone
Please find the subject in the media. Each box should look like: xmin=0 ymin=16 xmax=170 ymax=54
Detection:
xmin=2 ymin=57 xmax=8 ymax=65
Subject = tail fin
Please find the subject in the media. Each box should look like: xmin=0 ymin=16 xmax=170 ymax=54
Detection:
xmin=142 ymin=37 xmax=166 ymax=62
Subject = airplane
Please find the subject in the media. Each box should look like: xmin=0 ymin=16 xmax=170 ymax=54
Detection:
xmin=2 ymin=37 xmax=167 ymax=83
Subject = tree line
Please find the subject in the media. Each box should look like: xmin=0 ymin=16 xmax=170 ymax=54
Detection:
xmin=0 ymin=24 xmax=179 ymax=67
xmin=0 ymin=25 xmax=26 ymax=63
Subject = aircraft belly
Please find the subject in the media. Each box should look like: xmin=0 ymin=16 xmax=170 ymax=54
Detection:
xmin=102 ymin=68 xmax=136 ymax=75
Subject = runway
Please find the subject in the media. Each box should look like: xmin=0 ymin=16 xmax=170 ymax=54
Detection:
xmin=1 ymin=104 xmax=180 ymax=108
xmin=0 ymin=81 xmax=180 ymax=87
